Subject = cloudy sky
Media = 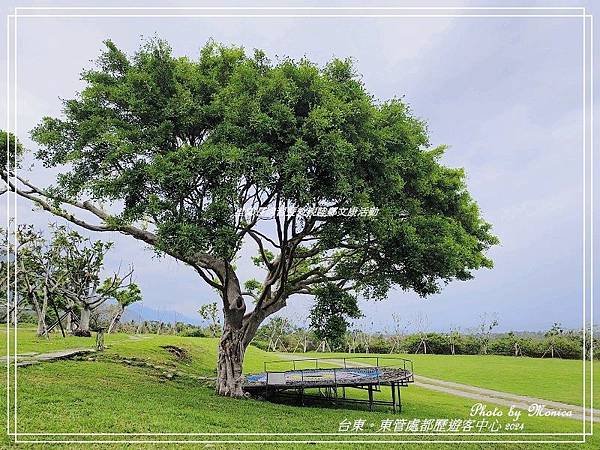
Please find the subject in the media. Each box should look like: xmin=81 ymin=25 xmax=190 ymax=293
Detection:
xmin=2 ymin=1 xmax=598 ymax=332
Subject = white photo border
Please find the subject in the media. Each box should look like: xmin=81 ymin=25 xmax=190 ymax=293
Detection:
xmin=4 ymin=4 xmax=595 ymax=445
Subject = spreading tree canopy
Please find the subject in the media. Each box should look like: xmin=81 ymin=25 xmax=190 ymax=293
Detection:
xmin=3 ymin=38 xmax=498 ymax=396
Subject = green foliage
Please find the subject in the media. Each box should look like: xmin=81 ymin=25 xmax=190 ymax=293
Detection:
xmin=2 ymin=225 xmax=76 ymax=331
xmin=31 ymin=38 xmax=498 ymax=300
xmin=2 ymin=223 xmax=139 ymax=334
xmin=243 ymin=279 xmax=262 ymax=296
xmin=251 ymin=249 xmax=275 ymax=268
xmin=112 ymin=283 xmax=143 ymax=308
xmin=252 ymin=325 xmax=589 ymax=361
xmin=0 ymin=130 xmax=24 ymax=170
xmin=53 ymin=226 xmax=115 ymax=297
xmin=198 ymin=302 xmax=221 ymax=337
xmin=309 ymin=283 xmax=363 ymax=350
xmin=255 ymin=316 xmax=294 ymax=342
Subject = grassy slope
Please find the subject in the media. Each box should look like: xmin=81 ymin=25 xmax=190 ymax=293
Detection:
xmin=2 ymin=327 xmax=271 ymax=375
xmin=0 ymin=328 xmax=597 ymax=449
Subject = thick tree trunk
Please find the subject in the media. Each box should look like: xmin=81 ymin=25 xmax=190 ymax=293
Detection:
xmin=36 ymin=315 xmax=47 ymax=338
xmin=35 ymin=298 xmax=48 ymax=338
xmin=75 ymin=305 xmax=92 ymax=337
xmin=215 ymin=267 xmax=252 ymax=398
xmin=216 ymin=325 xmax=246 ymax=397
xmin=213 ymin=263 xmax=287 ymax=398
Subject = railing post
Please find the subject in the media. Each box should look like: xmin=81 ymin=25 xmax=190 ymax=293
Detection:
xmin=300 ymin=369 xmax=305 ymax=406
xmin=398 ymin=383 xmax=402 ymax=412
xmin=265 ymin=372 xmax=269 ymax=399
xmin=333 ymin=368 xmax=338 ymax=405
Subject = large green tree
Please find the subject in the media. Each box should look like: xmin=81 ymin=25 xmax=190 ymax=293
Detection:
xmin=2 ymin=39 xmax=498 ymax=397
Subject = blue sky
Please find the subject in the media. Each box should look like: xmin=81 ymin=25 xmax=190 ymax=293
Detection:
xmin=1 ymin=1 xmax=598 ymax=333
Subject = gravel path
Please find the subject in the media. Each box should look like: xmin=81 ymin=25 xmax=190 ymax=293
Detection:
xmin=275 ymin=353 xmax=599 ymax=423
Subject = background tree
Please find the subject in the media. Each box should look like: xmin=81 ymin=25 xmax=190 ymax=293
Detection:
xmin=19 ymin=229 xmax=57 ymax=337
xmin=414 ymin=312 xmax=430 ymax=354
xmin=3 ymin=39 xmax=498 ymax=396
xmin=448 ymin=324 xmax=462 ymax=356
xmin=107 ymin=283 xmax=142 ymax=334
xmin=476 ymin=312 xmax=499 ymax=355
xmin=542 ymin=322 xmax=564 ymax=358
xmin=1 ymin=225 xmax=25 ymax=324
xmin=7 ymin=227 xmax=47 ymax=335
xmin=3 ymin=225 xmax=71 ymax=336
xmin=198 ymin=302 xmax=221 ymax=338
xmin=506 ymin=331 xmax=523 ymax=357
xmin=290 ymin=315 xmax=312 ymax=353
xmin=345 ymin=329 xmax=361 ymax=353
xmin=0 ymin=131 xmax=24 ymax=323
xmin=55 ymin=229 xmax=135 ymax=336
xmin=355 ymin=320 xmax=376 ymax=353
xmin=309 ymin=283 xmax=363 ymax=351
xmin=262 ymin=316 xmax=293 ymax=352
xmin=388 ymin=313 xmax=410 ymax=354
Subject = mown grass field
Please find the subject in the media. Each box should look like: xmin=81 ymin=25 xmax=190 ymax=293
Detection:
xmin=294 ymin=351 xmax=599 ymax=408
xmin=0 ymin=327 xmax=596 ymax=449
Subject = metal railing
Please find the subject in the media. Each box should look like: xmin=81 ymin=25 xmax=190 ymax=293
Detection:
xmin=262 ymin=356 xmax=414 ymax=387
xmin=264 ymin=355 xmax=413 ymax=374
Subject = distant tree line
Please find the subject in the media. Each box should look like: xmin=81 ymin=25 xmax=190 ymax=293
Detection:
xmin=15 ymin=311 xmax=213 ymax=338
xmin=251 ymin=316 xmax=598 ymax=360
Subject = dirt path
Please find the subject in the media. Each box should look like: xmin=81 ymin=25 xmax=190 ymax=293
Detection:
xmin=414 ymin=375 xmax=599 ymax=423
xmin=275 ymin=353 xmax=599 ymax=423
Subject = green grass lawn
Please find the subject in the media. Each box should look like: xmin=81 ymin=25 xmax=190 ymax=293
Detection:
xmin=0 ymin=327 xmax=272 ymax=376
xmin=292 ymin=351 xmax=598 ymax=408
xmin=0 ymin=327 xmax=597 ymax=449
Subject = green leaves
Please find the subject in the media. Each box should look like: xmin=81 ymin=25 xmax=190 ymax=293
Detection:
xmin=309 ymin=283 xmax=363 ymax=350
xmin=30 ymin=38 xmax=498 ymax=301
xmin=111 ymin=283 xmax=142 ymax=308
xmin=0 ymin=130 xmax=24 ymax=170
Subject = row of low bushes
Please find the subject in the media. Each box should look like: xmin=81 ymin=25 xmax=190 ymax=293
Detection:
xmin=393 ymin=332 xmax=584 ymax=359
xmin=113 ymin=320 xmax=217 ymax=337
xmin=252 ymin=329 xmax=595 ymax=360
